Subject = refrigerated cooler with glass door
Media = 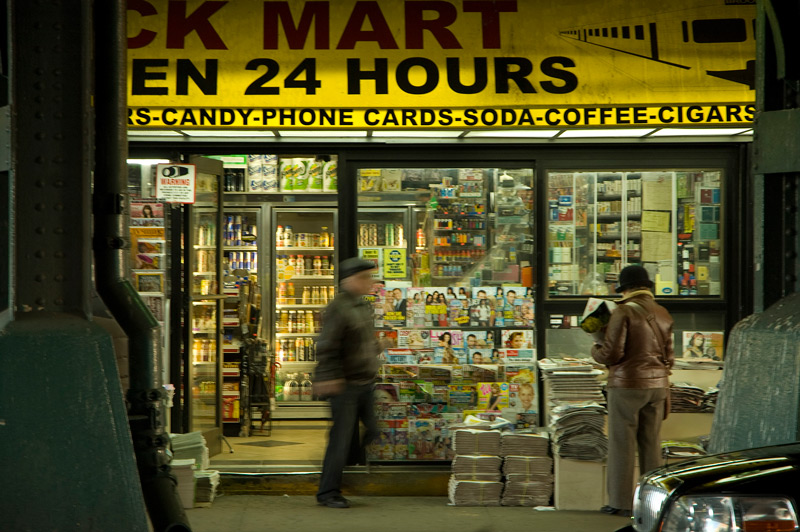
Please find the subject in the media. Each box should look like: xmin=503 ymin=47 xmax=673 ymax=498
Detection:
xmin=271 ymin=206 xmax=337 ymax=419
xmin=183 ymin=156 xmax=225 ymax=454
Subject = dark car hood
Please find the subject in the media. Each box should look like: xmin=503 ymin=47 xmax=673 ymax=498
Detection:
xmin=649 ymin=441 xmax=800 ymax=495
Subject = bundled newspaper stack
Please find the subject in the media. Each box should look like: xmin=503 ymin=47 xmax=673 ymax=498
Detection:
xmin=549 ymin=402 xmax=608 ymax=461
xmin=170 ymin=431 xmax=210 ymax=470
xmin=500 ymin=433 xmax=550 ymax=457
xmin=670 ymin=382 xmax=706 ymax=413
xmin=449 ymin=429 xmax=503 ymax=506
xmin=500 ymin=432 xmax=553 ymax=507
xmin=451 ymin=455 xmax=503 ymax=482
xmin=703 ymin=388 xmax=718 ymax=412
xmin=171 ymin=458 xmax=196 ymax=509
xmin=452 ymin=429 xmax=502 ymax=456
xmin=194 ymin=469 xmax=220 ymax=504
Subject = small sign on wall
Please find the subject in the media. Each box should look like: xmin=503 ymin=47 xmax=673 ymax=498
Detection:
xmin=155 ymin=164 xmax=196 ymax=204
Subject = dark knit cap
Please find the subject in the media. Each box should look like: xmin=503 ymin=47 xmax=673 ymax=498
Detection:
xmin=615 ymin=265 xmax=654 ymax=293
xmin=339 ymin=257 xmax=376 ymax=280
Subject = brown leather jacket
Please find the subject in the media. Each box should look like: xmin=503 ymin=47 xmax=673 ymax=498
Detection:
xmin=591 ymin=291 xmax=674 ymax=389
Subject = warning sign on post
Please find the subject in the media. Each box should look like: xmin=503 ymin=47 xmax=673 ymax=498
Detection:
xmin=155 ymin=164 xmax=196 ymax=204
xmin=383 ymin=248 xmax=407 ymax=279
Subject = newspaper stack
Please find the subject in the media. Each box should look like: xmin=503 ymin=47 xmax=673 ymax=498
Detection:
xmin=500 ymin=432 xmax=550 ymax=457
xmin=673 ymin=358 xmax=723 ymax=370
xmin=194 ymin=469 xmax=220 ymax=504
xmin=171 ymin=458 xmax=196 ymax=509
xmin=448 ymin=478 xmax=503 ymax=506
xmin=670 ymin=383 xmax=706 ymax=413
xmin=452 ymin=429 xmax=502 ymax=456
xmin=170 ymin=431 xmax=210 ymax=470
xmin=549 ymin=402 xmax=608 ymax=461
xmin=538 ymin=358 xmax=605 ymax=403
xmin=662 ymin=440 xmax=707 ymax=460
xmin=703 ymin=388 xmax=718 ymax=412
xmin=451 ymin=455 xmax=503 ymax=482
xmin=502 ymin=453 xmax=554 ymax=506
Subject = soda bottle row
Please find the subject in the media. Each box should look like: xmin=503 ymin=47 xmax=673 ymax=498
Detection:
xmin=224 ymin=215 xmax=257 ymax=247
xmin=277 ymin=337 xmax=317 ymax=362
xmin=358 ymin=223 xmax=405 ymax=247
xmin=276 ymin=310 xmax=322 ymax=333
xmin=433 ymin=249 xmax=486 ymax=263
xmin=277 ymin=284 xmax=335 ymax=305
xmin=281 ymin=373 xmax=314 ymax=401
xmin=276 ymin=255 xmax=332 ymax=279
xmin=191 ymin=339 xmax=217 ymax=363
xmin=276 ymin=225 xmax=333 ymax=248
xmin=434 ymin=264 xmax=465 ymax=277
xmin=196 ymin=219 xmax=216 ymax=246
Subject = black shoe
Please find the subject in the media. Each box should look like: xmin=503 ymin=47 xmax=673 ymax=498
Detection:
xmin=600 ymin=505 xmax=631 ymax=517
xmin=318 ymin=496 xmax=350 ymax=508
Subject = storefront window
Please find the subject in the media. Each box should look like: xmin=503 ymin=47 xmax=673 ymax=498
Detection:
xmin=546 ymin=170 xmax=723 ymax=297
xmin=356 ymin=166 xmax=538 ymax=460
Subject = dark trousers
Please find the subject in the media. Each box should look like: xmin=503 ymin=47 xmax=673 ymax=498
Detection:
xmin=606 ymin=387 xmax=667 ymax=510
xmin=317 ymin=383 xmax=378 ymax=502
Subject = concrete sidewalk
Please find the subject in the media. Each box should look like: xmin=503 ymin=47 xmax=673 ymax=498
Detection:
xmin=184 ymin=495 xmax=631 ymax=532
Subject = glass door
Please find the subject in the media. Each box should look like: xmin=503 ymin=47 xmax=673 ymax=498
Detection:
xmin=271 ymin=206 xmax=337 ymax=419
xmin=357 ymin=207 xmax=411 ymax=282
xmin=184 ymin=156 xmax=224 ymax=454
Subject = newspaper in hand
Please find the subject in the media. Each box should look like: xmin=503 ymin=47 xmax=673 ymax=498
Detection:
xmin=579 ymin=298 xmax=617 ymax=334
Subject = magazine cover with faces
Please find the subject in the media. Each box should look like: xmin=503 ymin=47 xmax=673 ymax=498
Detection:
xmin=502 ymin=329 xmax=534 ymax=349
xmin=383 ymin=282 xmax=408 ymax=327
xmin=468 ymin=348 xmax=495 ymax=364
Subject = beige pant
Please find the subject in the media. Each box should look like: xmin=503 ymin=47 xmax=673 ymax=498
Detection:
xmin=606 ymin=387 xmax=667 ymax=510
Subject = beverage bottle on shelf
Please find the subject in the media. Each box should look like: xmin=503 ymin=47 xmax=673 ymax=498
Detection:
xmin=306 ymin=310 xmax=315 ymax=332
xmin=321 ymin=256 xmax=330 ymax=275
xmin=416 ymin=224 xmax=426 ymax=247
xmin=277 ymin=282 xmax=287 ymax=304
xmin=283 ymin=225 xmax=293 ymax=247
xmin=287 ymin=339 xmax=296 ymax=361
xmin=296 ymin=254 xmax=305 ymax=275
xmin=313 ymin=311 xmax=321 ymax=332
xmin=277 ymin=340 xmax=285 ymax=362
xmin=279 ymin=310 xmax=289 ymax=332
xmin=313 ymin=256 xmax=322 ymax=276
xmin=329 ymin=286 xmax=335 ymax=301
xmin=201 ymin=339 xmax=210 ymax=362
xmin=287 ymin=311 xmax=296 ymax=333
xmin=192 ymin=339 xmax=202 ymax=363
xmin=285 ymin=374 xmax=300 ymax=400
xmin=311 ymin=286 xmax=319 ymax=304
xmin=397 ymin=224 xmax=404 ymax=246
xmin=320 ymin=227 xmax=330 ymax=247
xmin=287 ymin=282 xmax=295 ymax=303
xmin=300 ymin=373 xmax=313 ymax=401
xmin=319 ymin=285 xmax=327 ymax=304
xmin=302 ymin=286 xmax=311 ymax=304
xmin=297 ymin=312 xmax=306 ymax=333
xmin=296 ymin=337 xmax=305 ymax=361
xmin=304 ymin=255 xmax=313 ymax=273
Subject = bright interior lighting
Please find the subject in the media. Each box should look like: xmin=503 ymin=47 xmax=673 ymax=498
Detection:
xmin=465 ymin=130 xmax=560 ymax=138
xmin=371 ymin=130 xmax=463 ymax=138
xmin=558 ymin=128 xmax=655 ymax=138
xmin=181 ymin=130 xmax=275 ymax=137
xmin=126 ymin=159 xmax=170 ymax=165
xmin=127 ymin=130 xmax=183 ymax=136
xmin=650 ymin=128 xmax=751 ymax=136
xmin=278 ymin=130 xmax=367 ymax=137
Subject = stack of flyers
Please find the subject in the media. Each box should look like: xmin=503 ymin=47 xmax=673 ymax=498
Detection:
xmin=448 ymin=384 xmax=477 ymax=412
xmin=477 ymin=382 xmax=510 ymax=411
xmin=434 ymin=346 xmax=467 ymax=364
xmin=374 ymin=383 xmax=400 ymax=403
xmin=467 ymin=348 xmax=496 ymax=364
xmin=498 ymin=348 xmax=535 ymax=363
xmin=397 ymin=329 xmax=430 ymax=349
xmin=503 ymin=364 xmax=537 ymax=383
xmin=383 ymin=283 xmax=408 ymax=327
xmin=430 ymin=329 xmax=463 ymax=349
xmin=385 ymin=349 xmax=417 ymax=365
xmin=467 ymin=330 xmax=496 ymax=349
xmin=502 ymin=330 xmax=534 ymax=349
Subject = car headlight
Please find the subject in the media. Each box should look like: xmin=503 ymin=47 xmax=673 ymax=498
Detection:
xmin=661 ymin=496 xmax=798 ymax=532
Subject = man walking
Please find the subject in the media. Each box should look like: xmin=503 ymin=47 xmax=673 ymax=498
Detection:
xmin=313 ymin=258 xmax=381 ymax=508
xmin=590 ymin=265 xmax=674 ymax=517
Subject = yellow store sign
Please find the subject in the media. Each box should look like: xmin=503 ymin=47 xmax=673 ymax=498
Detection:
xmin=127 ymin=0 xmax=756 ymax=129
